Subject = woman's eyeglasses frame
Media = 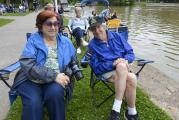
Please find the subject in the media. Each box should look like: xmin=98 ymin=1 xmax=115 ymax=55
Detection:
xmin=44 ymin=21 xmax=60 ymax=27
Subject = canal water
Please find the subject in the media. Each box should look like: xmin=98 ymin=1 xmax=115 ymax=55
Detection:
xmin=112 ymin=5 xmax=179 ymax=83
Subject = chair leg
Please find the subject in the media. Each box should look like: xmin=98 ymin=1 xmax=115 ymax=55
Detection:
xmin=90 ymin=71 xmax=115 ymax=108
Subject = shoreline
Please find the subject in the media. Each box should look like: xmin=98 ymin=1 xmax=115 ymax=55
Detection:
xmin=132 ymin=63 xmax=179 ymax=120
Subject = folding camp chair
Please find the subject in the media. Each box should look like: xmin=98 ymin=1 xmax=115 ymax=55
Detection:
xmin=107 ymin=19 xmax=122 ymax=32
xmin=81 ymin=50 xmax=154 ymax=107
xmin=80 ymin=28 xmax=154 ymax=107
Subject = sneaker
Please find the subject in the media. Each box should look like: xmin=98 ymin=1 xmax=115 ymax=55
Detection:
xmin=108 ymin=110 xmax=120 ymax=120
xmin=82 ymin=39 xmax=88 ymax=46
xmin=124 ymin=110 xmax=139 ymax=120
xmin=77 ymin=48 xmax=81 ymax=54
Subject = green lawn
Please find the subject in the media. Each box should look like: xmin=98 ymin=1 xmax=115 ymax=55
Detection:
xmin=0 ymin=18 xmax=14 ymax=27
xmin=4 ymin=12 xmax=30 ymax=16
xmin=63 ymin=17 xmax=69 ymax=26
xmin=4 ymin=18 xmax=172 ymax=120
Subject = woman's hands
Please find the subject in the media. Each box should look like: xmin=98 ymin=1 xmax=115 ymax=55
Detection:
xmin=55 ymin=73 xmax=70 ymax=88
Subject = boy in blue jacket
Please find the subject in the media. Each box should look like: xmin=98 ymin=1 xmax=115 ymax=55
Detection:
xmin=88 ymin=16 xmax=139 ymax=120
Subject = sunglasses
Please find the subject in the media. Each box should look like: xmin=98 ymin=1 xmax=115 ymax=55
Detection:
xmin=44 ymin=21 xmax=59 ymax=27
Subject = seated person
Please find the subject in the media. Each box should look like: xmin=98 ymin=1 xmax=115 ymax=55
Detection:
xmin=19 ymin=4 xmax=25 ymax=12
xmin=91 ymin=10 xmax=97 ymax=17
xmin=12 ymin=11 xmax=76 ymax=120
xmin=88 ymin=16 xmax=139 ymax=120
xmin=88 ymin=10 xmax=97 ymax=20
xmin=68 ymin=7 xmax=89 ymax=54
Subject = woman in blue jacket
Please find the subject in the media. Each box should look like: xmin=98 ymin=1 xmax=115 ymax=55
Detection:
xmin=13 ymin=10 xmax=76 ymax=120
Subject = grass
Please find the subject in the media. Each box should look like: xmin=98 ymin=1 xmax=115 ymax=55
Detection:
xmin=5 ymin=18 xmax=172 ymax=120
xmin=5 ymin=47 xmax=172 ymax=120
xmin=4 ymin=12 xmax=30 ymax=16
xmin=63 ymin=16 xmax=69 ymax=26
xmin=0 ymin=18 xmax=14 ymax=27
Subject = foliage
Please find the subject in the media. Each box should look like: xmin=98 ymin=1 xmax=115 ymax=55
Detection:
xmin=63 ymin=16 xmax=69 ymax=26
xmin=0 ymin=18 xmax=13 ymax=27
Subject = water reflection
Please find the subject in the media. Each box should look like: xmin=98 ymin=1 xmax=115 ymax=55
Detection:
xmin=111 ymin=5 xmax=179 ymax=82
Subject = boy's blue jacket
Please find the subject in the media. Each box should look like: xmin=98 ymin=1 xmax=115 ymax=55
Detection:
xmin=88 ymin=30 xmax=135 ymax=75
xmin=13 ymin=32 xmax=76 ymax=88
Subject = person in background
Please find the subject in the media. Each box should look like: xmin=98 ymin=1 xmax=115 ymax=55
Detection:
xmin=44 ymin=3 xmax=54 ymax=11
xmin=99 ymin=6 xmax=111 ymax=22
xmin=88 ymin=16 xmax=139 ymax=120
xmin=68 ymin=7 xmax=89 ymax=54
xmin=92 ymin=10 xmax=97 ymax=17
xmin=24 ymin=0 xmax=29 ymax=12
xmin=33 ymin=0 xmax=38 ymax=11
xmin=88 ymin=10 xmax=97 ymax=25
xmin=19 ymin=4 xmax=25 ymax=12
xmin=58 ymin=4 xmax=64 ymax=14
xmin=13 ymin=10 xmax=76 ymax=120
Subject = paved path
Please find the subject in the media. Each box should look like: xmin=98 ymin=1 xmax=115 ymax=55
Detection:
xmin=0 ymin=12 xmax=39 ymax=120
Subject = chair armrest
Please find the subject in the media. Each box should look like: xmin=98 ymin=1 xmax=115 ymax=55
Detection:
xmin=138 ymin=60 xmax=154 ymax=66
xmin=134 ymin=58 xmax=154 ymax=78
xmin=0 ymin=61 xmax=20 ymax=80
xmin=80 ymin=51 xmax=92 ymax=68
xmin=81 ymin=56 xmax=89 ymax=68
xmin=0 ymin=61 xmax=20 ymax=88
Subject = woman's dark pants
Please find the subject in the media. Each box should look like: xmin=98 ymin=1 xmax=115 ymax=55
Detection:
xmin=17 ymin=80 xmax=65 ymax=120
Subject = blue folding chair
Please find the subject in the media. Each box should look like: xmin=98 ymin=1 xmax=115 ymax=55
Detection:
xmin=0 ymin=62 xmax=21 ymax=104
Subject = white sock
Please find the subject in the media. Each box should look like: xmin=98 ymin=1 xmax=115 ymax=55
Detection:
xmin=128 ymin=107 xmax=137 ymax=115
xmin=112 ymin=99 xmax=122 ymax=113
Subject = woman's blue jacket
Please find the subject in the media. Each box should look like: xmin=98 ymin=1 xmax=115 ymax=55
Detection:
xmin=12 ymin=32 xmax=76 ymax=88
xmin=88 ymin=30 xmax=135 ymax=75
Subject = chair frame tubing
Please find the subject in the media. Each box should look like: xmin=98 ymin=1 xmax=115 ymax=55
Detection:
xmin=90 ymin=70 xmax=115 ymax=108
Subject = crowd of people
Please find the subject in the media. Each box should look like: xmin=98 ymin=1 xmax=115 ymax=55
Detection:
xmin=0 ymin=0 xmax=40 ymax=15
xmin=10 ymin=3 xmax=139 ymax=120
